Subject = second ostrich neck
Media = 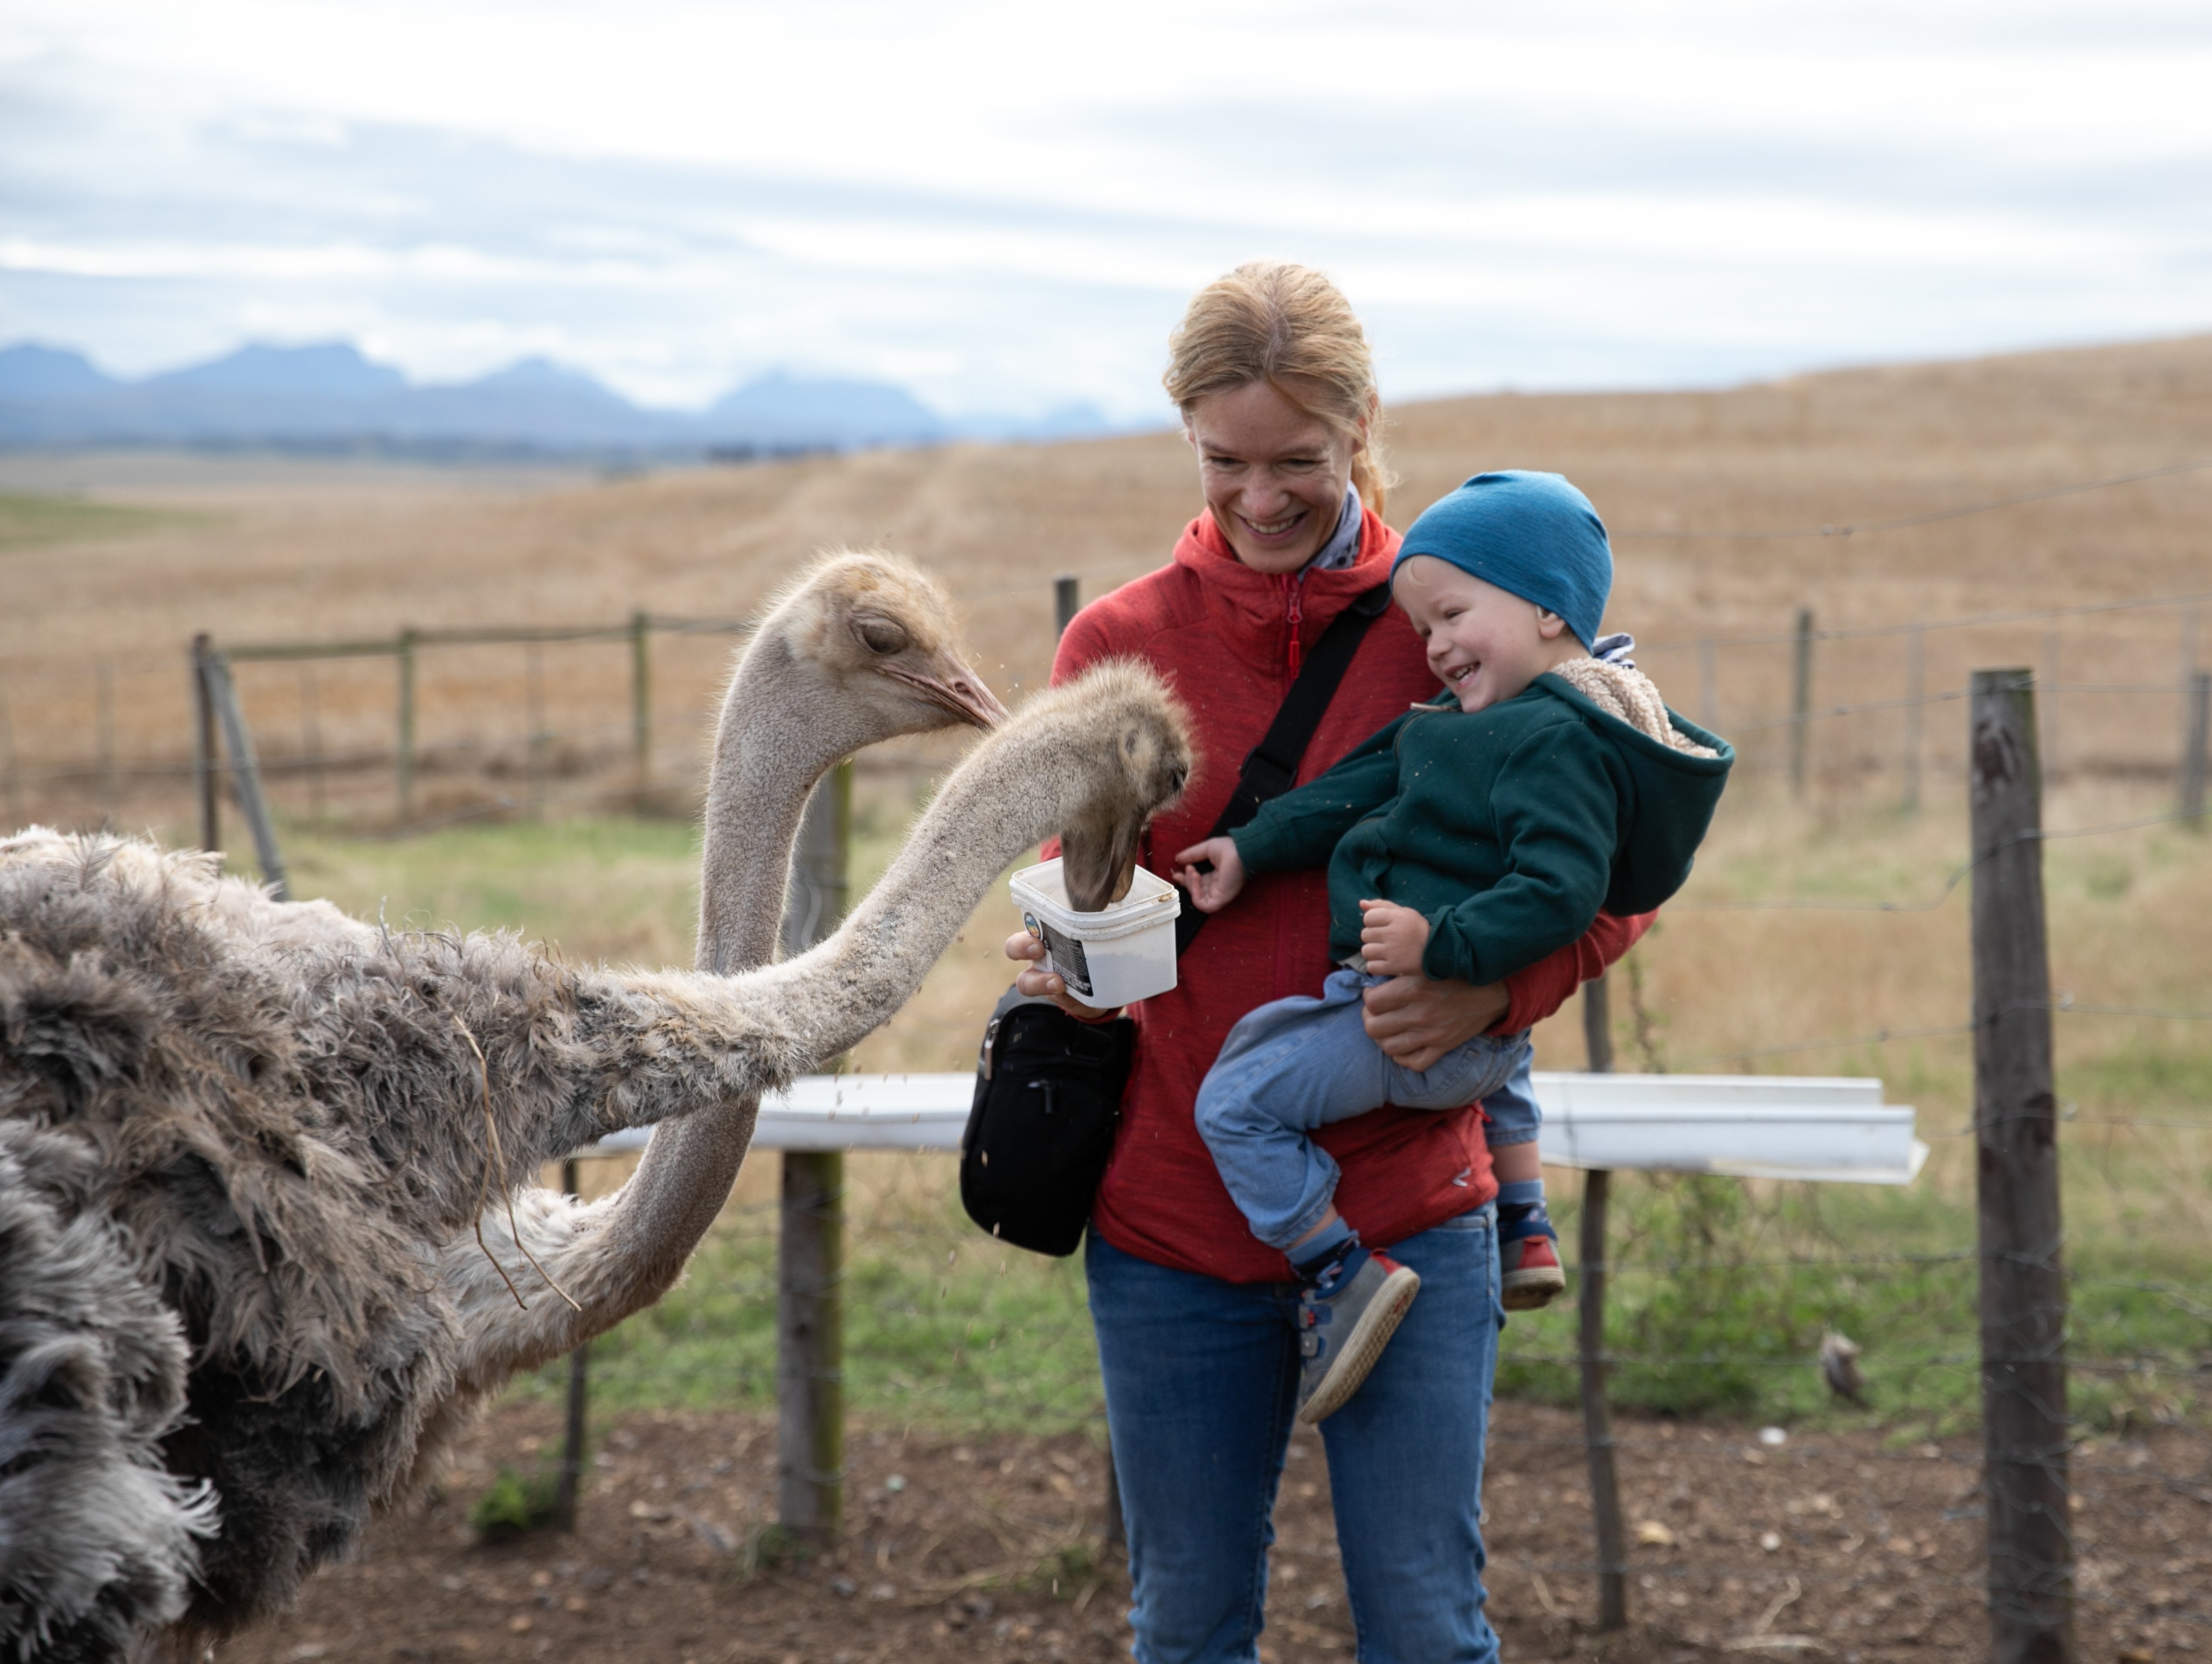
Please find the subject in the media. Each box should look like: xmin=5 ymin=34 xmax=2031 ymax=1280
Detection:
xmin=434 ymin=626 xmax=1001 ymax=1401
xmin=444 ymin=695 xmax=1115 ymax=1392
xmin=572 ymin=632 xmax=885 ymax=1311
xmin=697 ymin=633 xmax=886 ymax=975
xmin=739 ymin=725 xmax=1098 ymax=1062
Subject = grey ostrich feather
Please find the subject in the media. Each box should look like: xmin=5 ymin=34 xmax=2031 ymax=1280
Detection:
xmin=1 ymin=835 xmax=801 ymax=1655
xmin=0 ymin=592 xmax=1189 ymax=1664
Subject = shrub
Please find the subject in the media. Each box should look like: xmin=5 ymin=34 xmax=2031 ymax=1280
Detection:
xmin=469 ymin=1463 xmax=564 ymax=1542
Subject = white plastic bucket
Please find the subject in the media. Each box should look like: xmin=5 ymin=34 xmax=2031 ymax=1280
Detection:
xmin=1009 ymin=857 xmax=1182 ymax=1007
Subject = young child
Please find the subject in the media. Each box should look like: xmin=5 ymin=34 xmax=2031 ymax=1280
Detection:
xmin=1175 ymin=470 xmax=1732 ymax=1425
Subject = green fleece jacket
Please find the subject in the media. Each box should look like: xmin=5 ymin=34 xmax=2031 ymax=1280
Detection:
xmin=1231 ymin=674 xmax=1734 ymax=989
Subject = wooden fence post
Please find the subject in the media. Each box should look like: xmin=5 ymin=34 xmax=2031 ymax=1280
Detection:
xmin=631 ymin=611 xmax=652 ymax=796
xmin=201 ymin=652 xmax=289 ymax=900
xmin=778 ymin=763 xmax=852 ymax=1541
xmin=396 ymin=629 xmax=418 ymax=824
xmin=1577 ymin=972 xmax=1628 ymax=1631
xmin=2180 ymin=669 xmax=2209 ymax=830
xmin=1790 ymin=607 xmax=1814 ymax=799
xmin=1969 ymin=668 xmax=2074 ymax=1664
xmin=1902 ymin=626 xmax=1926 ymax=813
xmin=554 ymin=1155 xmax=589 ymax=1532
xmin=1696 ymin=639 xmax=1718 ymax=735
xmin=191 ymin=635 xmax=220 ymax=853
xmin=1054 ymin=574 xmax=1081 ymax=639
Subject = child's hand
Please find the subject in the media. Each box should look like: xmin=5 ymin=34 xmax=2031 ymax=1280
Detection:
xmin=1173 ymin=836 xmax=1247 ymax=913
xmin=1359 ymin=900 xmax=1431 ymax=977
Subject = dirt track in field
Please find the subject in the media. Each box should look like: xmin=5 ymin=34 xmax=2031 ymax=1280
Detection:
xmin=222 ymin=1398 xmax=2210 ymax=1664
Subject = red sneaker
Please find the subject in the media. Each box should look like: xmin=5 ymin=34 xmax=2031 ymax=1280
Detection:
xmin=1500 ymin=1229 xmax=1567 ymax=1310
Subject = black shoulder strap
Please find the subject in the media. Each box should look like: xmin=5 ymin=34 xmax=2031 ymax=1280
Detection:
xmin=1174 ymin=581 xmax=1392 ymax=956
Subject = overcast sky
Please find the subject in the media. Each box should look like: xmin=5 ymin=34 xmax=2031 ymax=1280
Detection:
xmin=3 ymin=0 xmax=2209 ymax=419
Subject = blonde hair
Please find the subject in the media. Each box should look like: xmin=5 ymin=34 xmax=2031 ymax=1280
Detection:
xmin=1163 ymin=261 xmax=1394 ymax=516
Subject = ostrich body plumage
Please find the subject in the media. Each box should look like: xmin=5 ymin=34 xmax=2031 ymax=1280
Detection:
xmin=0 ymin=552 xmax=1190 ymax=1664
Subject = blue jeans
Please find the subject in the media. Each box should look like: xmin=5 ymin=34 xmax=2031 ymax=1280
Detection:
xmin=1481 ymin=1051 xmax=1541 ymax=1149
xmin=1088 ymin=1207 xmax=1503 ymax=1664
xmin=1194 ymin=969 xmax=1535 ymax=1250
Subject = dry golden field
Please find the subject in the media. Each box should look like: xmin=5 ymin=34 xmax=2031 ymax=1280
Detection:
xmin=3 ymin=331 xmax=2209 ymax=1287
xmin=3 ymin=330 xmax=2210 ymax=831
xmin=8 ymin=341 xmax=2206 ymax=1652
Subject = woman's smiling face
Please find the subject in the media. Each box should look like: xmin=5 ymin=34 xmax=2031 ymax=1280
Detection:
xmin=1184 ymin=378 xmax=1365 ymax=575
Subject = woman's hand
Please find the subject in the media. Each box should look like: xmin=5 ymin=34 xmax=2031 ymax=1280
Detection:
xmin=1361 ymin=972 xmax=1510 ymax=1072
xmin=1173 ymin=836 xmax=1247 ymax=914
xmin=1357 ymin=899 xmax=1430 ymax=977
xmin=1003 ymin=931 xmax=1124 ymax=1021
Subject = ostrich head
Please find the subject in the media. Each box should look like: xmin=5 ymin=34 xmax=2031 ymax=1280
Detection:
xmin=1054 ymin=658 xmax=1194 ymax=911
xmin=700 ymin=548 xmax=1009 ymax=975
xmin=762 ymin=549 xmax=1008 ymax=734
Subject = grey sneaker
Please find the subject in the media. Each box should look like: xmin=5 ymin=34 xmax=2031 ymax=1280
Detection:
xmin=1295 ymin=1247 xmax=1421 ymax=1425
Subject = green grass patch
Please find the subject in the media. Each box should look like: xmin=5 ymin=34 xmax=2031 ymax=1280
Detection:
xmin=1499 ymin=1170 xmax=2209 ymax=1435
xmin=261 ymin=806 xmax=2207 ymax=1438
xmin=283 ymin=813 xmax=707 ymax=966
xmin=272 ymin=782 xmax=943 ymax=971
xmin=2059 ymin=1047 xmax=2212 ymax=1109
xmin=469 ymin=1461 xmax=566 ymax=1541
xmin=512 ymin=1153 xmax=2208 ymax=1441
xmin=504 ymin=1187 xmax=1103 ymax=1435
xmin=0 ymin=491 xmax=209 ymax=553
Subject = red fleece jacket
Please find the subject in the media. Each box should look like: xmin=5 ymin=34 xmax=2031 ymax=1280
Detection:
xmin=1055 ymin=507 xmax=1651 ymax=1283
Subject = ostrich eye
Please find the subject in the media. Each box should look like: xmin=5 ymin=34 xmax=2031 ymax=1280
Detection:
xmin=853 ymin=616 xmax=909 ymax=656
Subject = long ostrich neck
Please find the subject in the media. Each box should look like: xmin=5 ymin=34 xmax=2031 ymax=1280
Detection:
xmin=731 ymin=725 xmax=1095 ymax=1065
xmin=567 ymin=631 xmax=877 ymax=1302
xmin=422 ymin=626 xmax=887 ymax=1432
xmin=616 ymin=706 xmax=1108 ymax=1100
xmin=434 ymin=696 xmax=1115 ymax=1405
xmin=696 ymin=631 xmax=881 ymax=975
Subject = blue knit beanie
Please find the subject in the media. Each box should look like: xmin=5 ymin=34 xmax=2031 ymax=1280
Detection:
xmin=1391 ymin=471 xmax=1612 ymax=649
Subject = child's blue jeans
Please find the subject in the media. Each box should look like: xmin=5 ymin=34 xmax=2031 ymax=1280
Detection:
xmin=1195 ymin=968 xmax=1537 ymax=1253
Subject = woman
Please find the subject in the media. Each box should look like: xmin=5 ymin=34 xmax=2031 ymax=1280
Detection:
xmin=1007 ymin=262 xmax=1647 ymax=1664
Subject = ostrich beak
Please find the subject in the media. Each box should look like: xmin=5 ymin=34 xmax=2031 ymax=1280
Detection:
xmin=884 ymin=657 xmax=1011 ymax=728
xmin=1059 ymin=812 xmax=1144 ymax=913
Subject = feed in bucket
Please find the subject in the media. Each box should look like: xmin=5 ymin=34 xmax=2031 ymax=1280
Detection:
xmin=1009 ymin=857 xmax=1181 ymax=1007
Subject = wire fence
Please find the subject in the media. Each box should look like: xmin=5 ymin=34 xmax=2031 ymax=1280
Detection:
xmin=5 ymin=460 xmax=2211 ymax=1652
xmin=2 ymin=609 xmax=2204 ymax=836
xmin=2 ymin=457 xmax=2209 ymax=836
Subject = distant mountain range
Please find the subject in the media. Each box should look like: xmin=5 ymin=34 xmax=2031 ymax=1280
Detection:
xmin=0 ymin=341 xmax=1125 ymax=456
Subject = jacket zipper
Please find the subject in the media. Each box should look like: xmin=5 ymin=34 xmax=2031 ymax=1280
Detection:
xmin=1283 ymin=577 xmax=1304 ymax=680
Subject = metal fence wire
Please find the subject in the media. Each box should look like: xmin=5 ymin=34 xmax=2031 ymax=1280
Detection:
xmin=4 ymin=466 xmax=2211 ymax=1654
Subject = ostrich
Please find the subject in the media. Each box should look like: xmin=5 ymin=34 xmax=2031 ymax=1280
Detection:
xmin=413 ymin=550 xmax=1024 ymax=1469
xmin=0 ymin=557 xmax=1192 ymax=1663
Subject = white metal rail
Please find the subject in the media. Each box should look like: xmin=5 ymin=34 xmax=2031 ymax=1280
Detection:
xmin=578 ymin=1070 xmax=1925 ymax=1185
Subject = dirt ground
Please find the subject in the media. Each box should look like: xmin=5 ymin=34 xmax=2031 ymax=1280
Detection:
xmin=220 ymin=1398 xmax=2210 ymax=1664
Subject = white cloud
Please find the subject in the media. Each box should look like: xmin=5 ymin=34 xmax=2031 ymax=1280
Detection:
xmin=2 ymin=0 xmax=2209 ymax=415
